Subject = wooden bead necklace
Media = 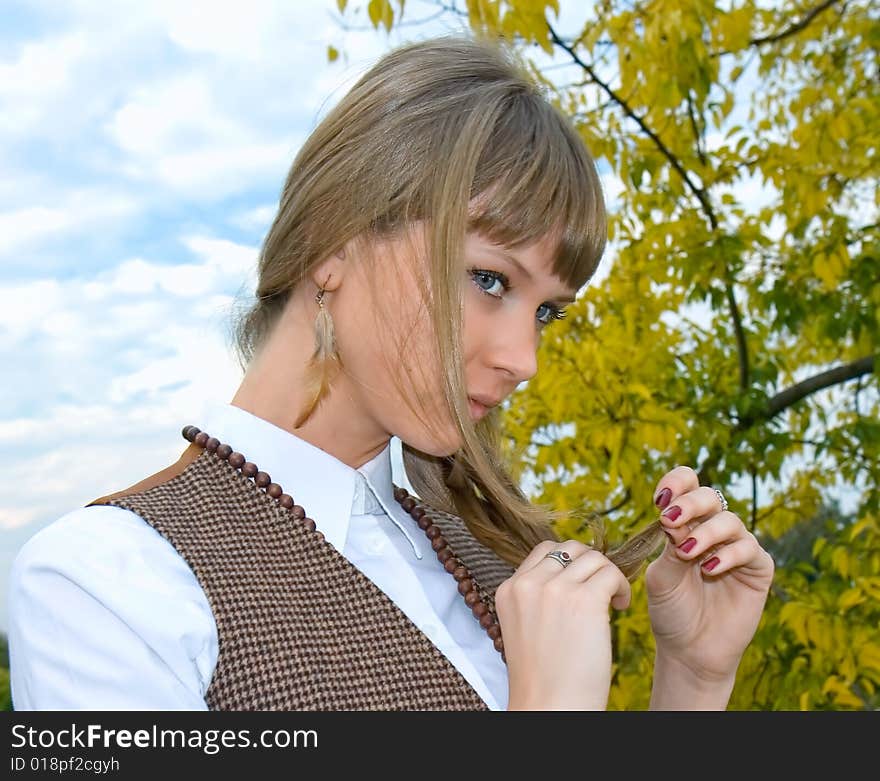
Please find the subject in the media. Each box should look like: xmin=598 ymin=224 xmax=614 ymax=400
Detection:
xmin=182 ymin=425 xmax=506 ymax=663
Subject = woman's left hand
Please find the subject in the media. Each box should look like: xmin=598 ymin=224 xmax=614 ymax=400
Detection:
xmin=645 ymin=466 xmax=775 ymax=682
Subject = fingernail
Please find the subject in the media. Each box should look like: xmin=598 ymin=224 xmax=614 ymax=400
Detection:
xmin=654 ymin=487 xmax=672 ymax=509
xmin=661 ymin=505 xmax=682 ymax=521
xmin=678 ymin=537 xmax=697 ymax=553
xmin=701 ymin=556 xmax=720 ymax=572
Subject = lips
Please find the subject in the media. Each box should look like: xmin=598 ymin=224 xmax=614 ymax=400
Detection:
xmin=468 ymin=397 xmax=489 ymax=420
xmin=469 ymin=394 xmax=501 ymax=409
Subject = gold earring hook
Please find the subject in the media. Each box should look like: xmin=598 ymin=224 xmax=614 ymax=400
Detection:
xmin=315 ymin=275 xmax=332 ymax=306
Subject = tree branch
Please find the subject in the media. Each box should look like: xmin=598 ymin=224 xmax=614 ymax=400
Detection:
xmin=750 ymin=466 xmax=758 ymax=532
xmin=726 ymin=283 xmax=750 ymax=390
xmin=699 ymin=355 xmax=876 ymax=486
xmin=712 ymin=0 xmax=843 ymax=56
xmin=546 ymin=22 xmax=719 ymax=230
xmin=752 ymin=355 xmax=876 ymax=425
xmin=751 ymin=0 xmax=841 ymax=47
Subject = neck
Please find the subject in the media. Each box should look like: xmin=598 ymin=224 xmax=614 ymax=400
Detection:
xmin=230 ymin=309 xmax=391 ymax=471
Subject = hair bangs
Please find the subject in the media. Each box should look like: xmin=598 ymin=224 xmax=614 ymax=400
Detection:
xmin=466 ymin=93 xmax=607 ymax=293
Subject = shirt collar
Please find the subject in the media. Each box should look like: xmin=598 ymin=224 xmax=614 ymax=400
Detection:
xmin=196 ymin=401 xmax=423 ymax=558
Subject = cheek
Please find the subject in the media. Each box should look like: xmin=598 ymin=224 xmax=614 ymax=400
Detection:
xmin=462 ymin=289 xmax=490 ymax=360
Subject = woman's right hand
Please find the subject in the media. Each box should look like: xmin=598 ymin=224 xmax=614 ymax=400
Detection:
xmin=494 ymin=539 xmax=632 ymax=710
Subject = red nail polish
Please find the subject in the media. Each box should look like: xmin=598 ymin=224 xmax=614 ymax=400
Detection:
xmin=678 ymin=537 xmax=697 ymax=553
xmin=702 ymin=556 xmax=720 ymax=572
xmin=661 ymin=505 xmax=681 ymax=521
xmin=654 ymin=487 xmax=672 ymax=509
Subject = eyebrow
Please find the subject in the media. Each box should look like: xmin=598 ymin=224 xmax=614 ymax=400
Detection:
xmin=486 ymin=247 xmax=578 ymax=303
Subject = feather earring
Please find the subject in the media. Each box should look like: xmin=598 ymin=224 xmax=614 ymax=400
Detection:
xmin=292 ymin=281 xmax=343 ymax=428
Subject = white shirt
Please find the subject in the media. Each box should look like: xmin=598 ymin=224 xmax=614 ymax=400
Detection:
xmin=7 ymin=402 xmax=509 ymax=711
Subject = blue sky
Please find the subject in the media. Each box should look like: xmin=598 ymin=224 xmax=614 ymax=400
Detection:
xmin=3 ymin=0 xmax=860 ymax=636
xmin=0 ymin=0 xmax=420 ymax=632
xmin=1 ymin=0 xmax=618 ymax=633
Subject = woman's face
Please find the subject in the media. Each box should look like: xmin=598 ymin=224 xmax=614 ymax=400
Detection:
xmin=333 ymin=224 xmax=578 ymax=458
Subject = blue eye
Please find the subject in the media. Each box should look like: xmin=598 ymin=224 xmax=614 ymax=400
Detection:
xmin=468 ymin=268 xmax=568 ymax=326
xmin=538 ymin=304 xmax=566 ymax=325
xmin=470 ymin=269 xmax=509 ymax=297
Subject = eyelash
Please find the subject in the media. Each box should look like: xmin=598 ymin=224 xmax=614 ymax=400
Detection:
xmin=467 ymin=268 xmax=568 ymax=326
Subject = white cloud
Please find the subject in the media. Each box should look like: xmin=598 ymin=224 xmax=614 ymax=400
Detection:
xmin=0 ymin=256 xmax=247 ymax=532
xmin=231 ymin=203 xmax=278 ymax=231
xmin=0 ymin=32 xmax=91 ymax=135
xmin=0 ymin=187 xmax=139 ymax=258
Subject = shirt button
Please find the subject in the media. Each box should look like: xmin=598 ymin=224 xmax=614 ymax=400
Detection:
xmin=367 ymin=535 xmax=385 ymax=555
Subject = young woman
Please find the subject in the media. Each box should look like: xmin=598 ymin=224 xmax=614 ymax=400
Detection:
xmin=8 ymin=33 xmax=774 ymax=711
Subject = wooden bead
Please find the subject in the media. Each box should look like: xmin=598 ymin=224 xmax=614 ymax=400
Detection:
xmin=177 ymin=439 xmax=506 ymax=659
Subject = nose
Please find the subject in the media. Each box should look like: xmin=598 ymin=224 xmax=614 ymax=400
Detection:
xmin=490 ymin=319 xmax=540 ymax=385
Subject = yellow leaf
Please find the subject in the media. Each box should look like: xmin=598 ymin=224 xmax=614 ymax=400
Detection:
xmin=367 ymin=0 xmax=393 ymax=31
xmin=858 ymin=644 xmax=880 ymax=678
xmin=837 ymin=588 xmax=865 ymax=611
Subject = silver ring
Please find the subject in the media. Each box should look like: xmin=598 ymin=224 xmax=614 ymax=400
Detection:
xmin=712 ymin=487 xmax=728 ymax=512
xmin=544 ymin=550 xmax=572 ymax=568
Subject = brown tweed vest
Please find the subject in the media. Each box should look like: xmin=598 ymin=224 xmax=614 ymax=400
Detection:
xmin=88 ymin=442 xmax=516 ymax=711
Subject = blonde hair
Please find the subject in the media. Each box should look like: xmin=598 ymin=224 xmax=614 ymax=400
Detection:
xmin=233 ymin=33 xmax=665 ymax=579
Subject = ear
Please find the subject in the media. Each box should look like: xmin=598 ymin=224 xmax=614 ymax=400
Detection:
xmin=308 ymin=245 xmax=347 ymax=293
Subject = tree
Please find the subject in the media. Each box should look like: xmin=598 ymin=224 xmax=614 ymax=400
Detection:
xmin=332 ymin=0 xmax=879 ymax=709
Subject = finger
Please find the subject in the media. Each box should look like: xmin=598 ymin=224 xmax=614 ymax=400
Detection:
xmin=556 ymin=548 xmax=616 ymax=583
xmin=516 ymin=539 xmax=569 ymax=572
xmin=583 ymin=561 xmax=632 ymax=611
xmin=669 ymin=511 xmax=747 ymax=562
xmin=557 ymin=550 xmax=632 ymax=610
xmin=659 ymin=485 xmax=728 ymax=531
xmin=521 ymin=539 xmax=589 ymax=580
xmin=653 ymin=465 xmax=700 ymax=511
xmin=693 ymin=535 xmax=775 ymax=578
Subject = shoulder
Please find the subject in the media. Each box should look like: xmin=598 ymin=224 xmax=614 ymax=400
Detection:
xmin=12 ymin=504 xmax=175 ymax=575
xmin=9 ymin=503 xmax=211 ymax=612
xmin=8 ymin=504 xmax=218 ymax=709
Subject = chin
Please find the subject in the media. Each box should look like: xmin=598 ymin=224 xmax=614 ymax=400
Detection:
xmin=397 ymin=416 xmax=466 ymax=459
